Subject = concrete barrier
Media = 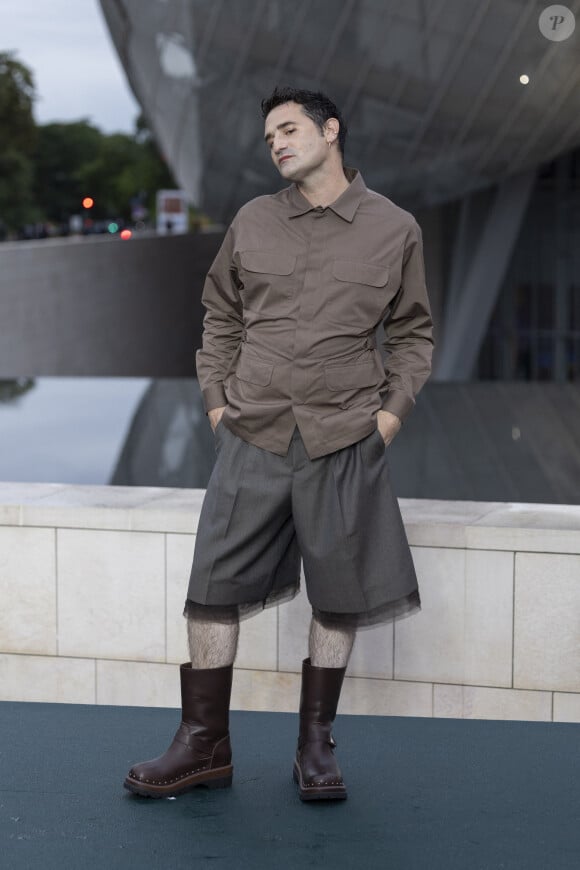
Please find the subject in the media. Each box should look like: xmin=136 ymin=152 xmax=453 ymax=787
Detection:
xmin=0 ymin=232 xmax=222 ymax=377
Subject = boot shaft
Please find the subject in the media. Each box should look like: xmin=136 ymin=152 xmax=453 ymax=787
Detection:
xmin=180 ymin=662 xmax=233 ymax=737
xmin=299 ymin=657 xmax=346 ymax=740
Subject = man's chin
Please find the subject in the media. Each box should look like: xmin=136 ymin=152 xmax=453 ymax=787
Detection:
xmin=278 ymin=159 xmax=299 ymax=178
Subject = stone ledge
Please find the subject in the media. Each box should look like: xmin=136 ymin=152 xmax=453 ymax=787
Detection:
xmin=2 ymin=483 xmax=580 ymax=553
xmin=0 ymin=482 xmax=204 ymax=533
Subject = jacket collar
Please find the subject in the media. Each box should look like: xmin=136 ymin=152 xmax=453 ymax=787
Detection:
xmin=286 ymin=165 xmax=365 ymax=222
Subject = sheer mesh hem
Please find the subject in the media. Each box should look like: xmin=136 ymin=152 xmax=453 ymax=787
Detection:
xmin=183 ymin=579 xmax=300 ymax=625
xmin=312 ymin=589 xmax=421 ymax=632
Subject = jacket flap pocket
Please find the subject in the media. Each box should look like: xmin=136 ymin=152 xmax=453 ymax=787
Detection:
xmin=240 ymin=251 xmax=296 ymax=275
xmin=332 ymin=259 xmax=389 ymax=287
xmin=236 ymin=354 xmax=274 ymax=386
xmin=325 ymin=361 xmax=378 ymax=391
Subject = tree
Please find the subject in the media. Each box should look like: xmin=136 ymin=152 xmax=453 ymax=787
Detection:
xmin=33 ymin=120 xmax=102 ymax=223
xmin=0 ymin=55 xmax=178 ymax=235
xmin=77 ymin=119 xmax=176 ymax=221
xmin=34 ymin=116 xmax=176 ymax=225
xmin=0 ymin=51 xmax=36 ymax=151
xmin=0 ymin=52 xmax=38 ymax=232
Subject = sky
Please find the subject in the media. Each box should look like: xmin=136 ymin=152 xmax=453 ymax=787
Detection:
xmin=1 ymin=0 xmax=140 ymax=133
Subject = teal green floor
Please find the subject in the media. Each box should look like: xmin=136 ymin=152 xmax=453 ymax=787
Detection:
xmin=1 ymin=702 xmax=579 ymax=869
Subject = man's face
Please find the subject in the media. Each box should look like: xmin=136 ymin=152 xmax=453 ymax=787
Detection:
xmin=264 ymin=101 xmax=331 ymax=181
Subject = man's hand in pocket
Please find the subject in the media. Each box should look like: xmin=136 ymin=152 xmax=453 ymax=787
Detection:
xmin=208 ymin=406 xmax=227 ymax=433
xmin=376 ymin=409 xmax=402 ymax=446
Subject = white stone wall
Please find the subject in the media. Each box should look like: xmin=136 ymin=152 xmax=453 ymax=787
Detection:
xmin=1 ymin=484 xmax=580 ymax=722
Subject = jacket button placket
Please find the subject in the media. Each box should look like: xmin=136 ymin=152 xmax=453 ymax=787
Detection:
xmin=292 ymin=210 xmax=329 ymax=448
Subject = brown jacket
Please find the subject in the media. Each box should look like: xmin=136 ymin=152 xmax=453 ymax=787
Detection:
xmin=196 ymin=166 xmax=434 ymax=459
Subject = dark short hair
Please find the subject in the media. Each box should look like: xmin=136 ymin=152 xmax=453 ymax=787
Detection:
xmin=261 ymin=85 xmax=347 ymax=157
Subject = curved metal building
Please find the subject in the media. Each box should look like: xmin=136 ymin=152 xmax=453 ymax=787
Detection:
xmin=99 ymin=0 xmax=580 ymax=222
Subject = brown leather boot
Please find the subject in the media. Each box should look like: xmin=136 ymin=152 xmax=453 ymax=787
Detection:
xmin=124 ymin=662 xmax=233 ymax=798
xmin=293 ymin=657 xmax=348 ymax=801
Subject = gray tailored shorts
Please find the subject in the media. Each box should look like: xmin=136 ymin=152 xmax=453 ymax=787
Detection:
xmin=184 ymin=419 xmax=420 ymax=630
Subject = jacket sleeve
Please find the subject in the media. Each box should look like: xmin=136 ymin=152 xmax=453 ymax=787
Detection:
xmin=195 ymin=223 xmax=244 ymax=414
xmin=378 ymin=219 xmax=434 ymax=422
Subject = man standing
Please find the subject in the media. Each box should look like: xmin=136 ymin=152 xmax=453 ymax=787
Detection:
xmin=125 ymin=86 xmax=433 ymax=802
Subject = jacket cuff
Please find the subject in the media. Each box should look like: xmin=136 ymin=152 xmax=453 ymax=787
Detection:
xmin=202 ymin=383 xmax=228 ymax=414
xmin=380 ymin=390 xmax=415 ymax=422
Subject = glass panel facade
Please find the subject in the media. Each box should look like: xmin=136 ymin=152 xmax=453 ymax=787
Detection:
xmin=477 ymin=150 xmax=580 ymax=382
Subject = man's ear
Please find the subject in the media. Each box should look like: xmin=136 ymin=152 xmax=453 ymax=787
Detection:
xmin=325 ymin=118 xmax=340 ymax=139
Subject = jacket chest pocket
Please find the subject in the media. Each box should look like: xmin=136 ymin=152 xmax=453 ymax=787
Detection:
xmin=238 ymin=250 xmax=297 ymax=313
xmin=328 ymin=259 xmax=391 ymax=327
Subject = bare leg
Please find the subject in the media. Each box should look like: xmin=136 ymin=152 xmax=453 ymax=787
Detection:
xmin=187 ymin=615 xmax=240 ymax=668
xmin=308 ymin=616 xmax=355 ymax=669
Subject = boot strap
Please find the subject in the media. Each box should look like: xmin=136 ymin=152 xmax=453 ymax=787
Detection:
xmin=298 ymin=734 xmax=337 ymax=749
xmin=174 ymin=721 xmax=206 ymax=748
